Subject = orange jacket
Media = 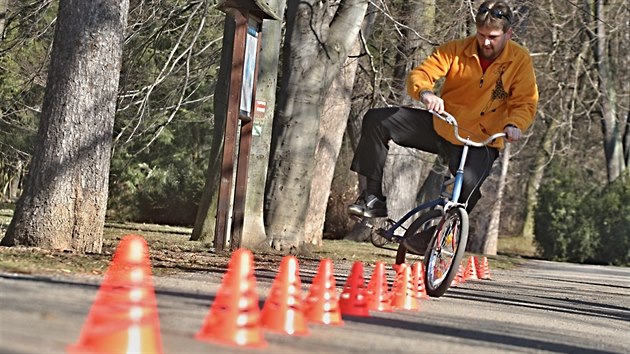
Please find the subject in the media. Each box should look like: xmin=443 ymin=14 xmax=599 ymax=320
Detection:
xmin=407 ymin=36 xmax=538 ymax=149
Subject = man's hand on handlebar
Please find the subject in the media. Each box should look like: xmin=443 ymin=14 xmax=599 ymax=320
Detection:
xmin=503 ymin=125 xmax=522 ymax=142
xmin=421 ymin=92 xmax=445 ymax=114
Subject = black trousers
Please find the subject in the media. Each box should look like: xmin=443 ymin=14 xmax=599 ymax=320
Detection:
xmin=350 ymin=107 xmax=499 ymax=212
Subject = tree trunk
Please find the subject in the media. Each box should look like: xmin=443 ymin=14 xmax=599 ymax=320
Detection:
xmin=390 ymin=0 xmax=435 ymax=105
xmin=241 ymin=0 xmax=286 ymax=249
xmin=0 ymin=0 xmax=7 ymax=44
xmin=481 ymin=144 xmax=511 ymax=255
xmin=384 ymin=146 xmax=434 ymax=224
xmin=520 ymin=116 xmax=558 ymax=239
xmin=340 ymin=3 xmax=376 ymax=242
xmin=265 ymin=0 xmax=368 ymax=251
xmin=304 ymin=40 xmax=361 ymax=246
xmin=0 ymin=0 xmax=7 ymax=201
xmin=345 ymin=1 xmax=436 ymax=241
xmin=7 ymin=160 xmax=22 ymax=201
xmin=588 ymin=1 xmax=624 ymax=182
xmin=624 ymin=112 xmax=629 ymax=168
xmin=468 ymin=167 xmax=497 ymax=253
xmin=1 ymin=0 xmax=129 ymax=252
xmin=383 ymin=0 xmax=436 ymax=226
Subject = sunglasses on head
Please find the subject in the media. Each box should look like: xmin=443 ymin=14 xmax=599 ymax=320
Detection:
xmin=479 ymin=5 xmax=507 ymax=20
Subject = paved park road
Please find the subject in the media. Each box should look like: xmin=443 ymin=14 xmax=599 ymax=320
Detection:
xmin=1 ymin=259 xmax=629 ymax=353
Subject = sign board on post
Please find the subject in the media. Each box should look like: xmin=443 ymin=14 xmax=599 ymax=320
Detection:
xmin=239 ymin=24 xmax=258 ymax=120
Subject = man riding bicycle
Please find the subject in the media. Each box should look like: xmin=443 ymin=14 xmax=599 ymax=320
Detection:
xmin=348 ymin=1 xmax=539 ymax=255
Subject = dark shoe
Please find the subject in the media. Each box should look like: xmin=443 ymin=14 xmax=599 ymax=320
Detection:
xmin=347 ymin=192 xmax=367 ymax=216
xmin=362 ymin=194 xmax=387 ymax=218
xmin=403 ymin=225 xmax=437 ymax=255
xmin=348 ymin=194 xmax=388 ymax=218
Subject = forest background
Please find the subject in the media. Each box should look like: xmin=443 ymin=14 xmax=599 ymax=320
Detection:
xmin=0 ymin=0 xmax=628 ymax=265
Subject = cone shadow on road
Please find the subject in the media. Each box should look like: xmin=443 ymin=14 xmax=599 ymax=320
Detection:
xmin=522 ymin=274 xmax=630 ymax=290
xmin=445 ymin=285 xmax=630 ymax=322
xmin=0 ymin=273 xmax=101 ymax=291
xmin=343 ymin=315 xmax=617 ymax=354
xmin=7 ymin=274 xmax=272 ymax=319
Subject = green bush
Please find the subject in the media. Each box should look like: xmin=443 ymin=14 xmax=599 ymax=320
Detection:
xmin=108 ymin=158 xmax=205 ymax=226
xmin=588 ymin=173 xmax=630 ymax=265
xmin=535 ymin=165 xmax=629 ymax=265
xmin=134 ymin=160 xmax=205 ymax=226
xmin=534 ymin=163 xmax=597 ymax=262
xmin=107 ymin=118 xmax=211 ymax=226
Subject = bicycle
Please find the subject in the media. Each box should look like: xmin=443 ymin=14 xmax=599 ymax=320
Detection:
xmin=353 ymin=109 xmax=505 ymax=297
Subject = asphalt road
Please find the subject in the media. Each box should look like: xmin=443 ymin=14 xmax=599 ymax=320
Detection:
xmin=1 ymin=259 xmax=629 ymax=354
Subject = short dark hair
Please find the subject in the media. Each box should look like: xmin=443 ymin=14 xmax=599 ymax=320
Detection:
xmin=475 ymin=1 xmax=513 ymax=32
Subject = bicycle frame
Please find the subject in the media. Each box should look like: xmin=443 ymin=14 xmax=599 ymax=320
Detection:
xmin=376 ymin=157 xmax=466 ymax=243
xmin=378 ymin=198 xmax=444 ymax=241
xmin=372 ymin=110 xmax=505 ymax=246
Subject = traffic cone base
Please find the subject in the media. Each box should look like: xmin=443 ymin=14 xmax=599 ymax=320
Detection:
xmin=68 ymin=321 xmax=163 ymax=354
xmin=195 ymin=248 xmax=267 ymax=348
xmin=196 ymin=320 xmax=266 ymax=348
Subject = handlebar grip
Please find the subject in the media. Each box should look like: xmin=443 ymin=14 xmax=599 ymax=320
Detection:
xmin=429 ymin=110 xmax=455 ymax=125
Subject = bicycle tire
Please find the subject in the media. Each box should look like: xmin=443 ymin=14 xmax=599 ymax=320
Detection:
xmin=423 ymin=207 xmax=468 ymax=297
xmin=395 ymin=209 xmax=444 ymax=265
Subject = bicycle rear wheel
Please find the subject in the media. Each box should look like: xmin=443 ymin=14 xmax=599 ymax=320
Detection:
xmin=395 ymin=209 xmax=443 ymax=265
xmin=423 ymin=207 xmax=468 ymax=297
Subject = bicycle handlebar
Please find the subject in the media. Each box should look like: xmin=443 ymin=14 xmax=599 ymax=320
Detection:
xmin=429 ymin=110 xmax=506 ymax=147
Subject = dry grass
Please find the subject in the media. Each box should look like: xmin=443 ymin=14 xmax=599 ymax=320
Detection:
xmin=498 ymin=235 xmax=538 ymax=258
xmin=0 ymin=208 xmax=528 ymax=276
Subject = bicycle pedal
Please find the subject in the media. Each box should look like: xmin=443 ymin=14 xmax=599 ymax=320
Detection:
xmin=350 ymin=214 xmax=365 ymax=223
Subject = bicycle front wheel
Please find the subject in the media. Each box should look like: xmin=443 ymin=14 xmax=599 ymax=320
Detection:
xmin=423 ymin=207 xmax=468 ymax=297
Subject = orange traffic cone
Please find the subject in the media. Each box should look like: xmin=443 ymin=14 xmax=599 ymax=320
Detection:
xmin=304 ymin=259 xmax=344 ymax=326
xmin=481 ymin=256 xmax=492 ymax=279
xmin=261 ymin=256 xmax=309 ymax=336
xmin=339 ymin=261 xmax=370 ymax=317
xmin=465 ymin=256 xmax=479 ymax=280
xmin=411 ymin=262 xmax=428 ymax=300
xmin=195 ymin=248 xmax=266 ymax=348
xmin=457 ymin=264 xmax=466 ymax=283
xmin=366 ymin=261 xmax=392 ymax=312
xmin=451 ymin=269 xmax=459 ymax=287
xmin=67 ymin=235 xmax=163 ymax=354
xmin=390 ymin=263 xmax=419 ymax=311
xmin=474 ymin=256 xmax=485 ymax=279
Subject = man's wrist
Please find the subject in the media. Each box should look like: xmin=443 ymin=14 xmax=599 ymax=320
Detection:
xmin=420 ymin=90 xmax=433 ymax=102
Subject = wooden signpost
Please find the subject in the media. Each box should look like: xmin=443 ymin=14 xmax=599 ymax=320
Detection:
xmin=214 ymin=0 xmax=278 ymax=251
